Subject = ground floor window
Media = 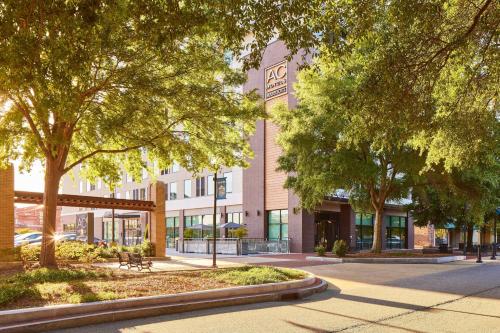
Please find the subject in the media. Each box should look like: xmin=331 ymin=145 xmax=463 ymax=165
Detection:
xmin=166 ymin=217 xmax=179 ymax=248
xmin=102 ymin=219 xmax=120 ymax=243
xmin=267 ymin=209 xmax=288 ymax=240
xmin=355 ymin=213 xmax=374 ymax=250
xmin=184 ymin=214 xmax=221 ymax=238
xmin=385 ymin=216 xmax=407 ymax=249
xmin=123 ymin=219 xmax=142 ymax=246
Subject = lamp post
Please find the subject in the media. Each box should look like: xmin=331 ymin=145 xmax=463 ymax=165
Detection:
xmin=212 ymin=171 xmax=218 ymax=268
xmin=491 ymin=214 xmax=497 ymax=260
xmin=462 ymin=224 xmax=467 ymax=256
xmin=476 ymin=226 xmax=483 ymax=263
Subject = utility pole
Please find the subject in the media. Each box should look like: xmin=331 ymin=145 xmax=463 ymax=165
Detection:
xmin=212 ymin=170 xmax=218 ymax=268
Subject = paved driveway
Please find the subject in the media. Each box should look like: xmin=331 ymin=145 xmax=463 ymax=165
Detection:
xmin=51 ymin=260 xmax=500 ymax=333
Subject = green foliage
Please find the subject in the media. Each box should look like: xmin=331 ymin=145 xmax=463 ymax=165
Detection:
xmin=332 ymin=240 xmax=348 ymax=257
xmin=183 ymin=229 xmax=195 ymax=239
xmin=15 ymin=228 xmax=37 ymax=234
xmin=314 ymin=245 xmax=326 ymax=257
xmin=203 ymin=266 xmax=305 ymax=285
xmin=0 ymin=268 xmax=110 ymax=306
xmin=231 ymin=227 xmax=248 ymax=239
xmin=20 ymin=246 xmax=41 ymax=262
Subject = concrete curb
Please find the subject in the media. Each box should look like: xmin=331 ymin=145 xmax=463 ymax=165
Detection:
xmin=305 ymin=255 xmax=466 ymax=264
xmin=0 ymin=274 xmax=326 ymax=333
xmin=305 ymin=256 xmax=342 ymax=263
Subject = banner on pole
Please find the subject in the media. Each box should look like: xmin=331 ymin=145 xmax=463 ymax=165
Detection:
xmin=216 ymin=177 xmax=227 ymax=200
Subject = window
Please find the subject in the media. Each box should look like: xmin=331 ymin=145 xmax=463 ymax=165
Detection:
xmin=196 ymin=177 xmax=206 ymax=197
xmin=140 ymin=188 xmax=146 ymax=200
xmin=79 ymin=181 xmax=83 ymax=193
xmin=166 ymin=217 xmax=179 ymax=248
xmin=385 ymin=216 xmax=407 ymax=249
xmin=267 ymin=209 xmax=288 ymax=240
xmin=125 ymin=191 xmax=130 ymax=199
xmin=227 ymin=212 xmax=243 ymax=224
xmin=97 ymin=178 xmax=102 ymax=189
xmin=116 ymin=192 xmax=121 ymax=199
xmin=172 ymin=162 xmax=180 ymax=173
xmin=223 ymin=172 xmax=233 ymax=193
xmin=142 ymin=168 xmax=148 ymax=179
xmin=131 ymin=189 xmax=139 ymax=200
xmin=207 ymin=175 xmax=214 ymax=195
xmin=63 ymin=223 xmax=75 ymax=232
xmin=355 ymin=213 xmax=374 ymax=250
xmin=184 ymin=179 xmax=192 ymax=198
xmin=169 ymin=182 xmax=177 ymax=200
xmin=160 ymin=168 xmax=170 ymax=175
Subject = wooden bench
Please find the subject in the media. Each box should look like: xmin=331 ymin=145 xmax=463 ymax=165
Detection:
xmin=117 ymin=252 xmax=130 ymax=269
xmin=127 ymin=252 xmax=152 ymax=272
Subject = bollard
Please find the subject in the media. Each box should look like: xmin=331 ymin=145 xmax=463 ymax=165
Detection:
xmin=476 ymin=245 xmax=482 ymax=263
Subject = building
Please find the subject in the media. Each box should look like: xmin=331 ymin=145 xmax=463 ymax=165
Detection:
xmin=60 ymin=40 xmax=413 ymax=252
xmin=15 ymin=204 xmax=61 ymax=232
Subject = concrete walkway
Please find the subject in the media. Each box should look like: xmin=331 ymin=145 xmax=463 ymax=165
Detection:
xmin=54 ymin=258 xmax=500 ymax=332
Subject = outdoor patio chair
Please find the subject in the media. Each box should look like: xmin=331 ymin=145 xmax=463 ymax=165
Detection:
xmin=127 ymin=252 xmax=152 ymax=272
xmin=117 ymin=252 xmax=130 ymax=269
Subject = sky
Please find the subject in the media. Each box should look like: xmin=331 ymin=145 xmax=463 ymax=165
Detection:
xmin=14 ymin=160 xmax=45 ymax=192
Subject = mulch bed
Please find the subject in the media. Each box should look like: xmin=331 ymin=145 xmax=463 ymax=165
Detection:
xmin=0 ymin=265 xmax=232 ymax=310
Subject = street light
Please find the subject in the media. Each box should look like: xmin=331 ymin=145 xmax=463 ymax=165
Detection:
xmin=491 ymin=213 xmax=497 ymax=260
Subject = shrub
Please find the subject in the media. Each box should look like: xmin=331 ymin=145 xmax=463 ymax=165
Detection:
xmin=314 ymin=245 xmax=326 ymax=256
xmin=232 ymin=227 xmax=248 ymax=239
xmin=56 ymin=241 xmax=94 ymax=260
xmin=203 ymin=266 xmax=305 ymax=285
xmin=15 ymin=228 xmax=38 ymax=234
xmin=20 ymin=245 xmax=41 ymax=262
xmin=140 ymin=241 xmax=154 ymax=256
xmin=333 ymin=240 xmax=348 ymax=257
xmin=0 ymin=282 xmax=30 ymax=306
xmin=183 ymin=228 xmax=194 ymax=239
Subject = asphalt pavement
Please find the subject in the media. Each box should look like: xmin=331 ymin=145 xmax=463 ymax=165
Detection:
xmin=50 ymin=259 xmax=500 ymax=333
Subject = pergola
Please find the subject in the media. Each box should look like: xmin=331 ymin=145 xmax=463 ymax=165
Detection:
xmin=0 ymin=166 xmax=166 ymax=257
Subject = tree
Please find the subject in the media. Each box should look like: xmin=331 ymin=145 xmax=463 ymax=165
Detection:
xmin=274 ymin=50 xmax=425 ymax=252
xmin=0 ymin=1 xmax=271 ymax=267
xmin=272 ymin=0 xmax=498 ymax=252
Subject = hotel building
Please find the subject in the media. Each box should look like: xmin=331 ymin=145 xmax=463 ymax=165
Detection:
xmin=60 ymin=40 xmax=414 ymax=253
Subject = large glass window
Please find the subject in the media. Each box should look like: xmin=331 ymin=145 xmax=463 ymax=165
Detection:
xmin=103 ymin=219 xmax=120 ymax=243
xmin=169 ymin=182 xmax=177 ymax=200
xmin=385 ymin=216 xmax=407 ymax=249
xmin=196 ymin=177 xmax=206 ymax=196
xmin=166 ymin=217 xmax=179 ymax=248
xmin=355 ymin=213 xmax=374 ymax=250
xmin=207 ymin=175 xmax=214 ymax=195
xmin=184 ymin=179 xmax=191 ymax=198
xmin=267 ymin=209 xmax=288 ymax=240
xmin=123 ymin=219 xmax=142 ymax=246
xmin=223 ymin=172 xmax=233 ymax=193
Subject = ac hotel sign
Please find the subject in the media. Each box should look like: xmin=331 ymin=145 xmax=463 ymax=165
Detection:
xmin=265 ymin=61 xmax=287 ymax=101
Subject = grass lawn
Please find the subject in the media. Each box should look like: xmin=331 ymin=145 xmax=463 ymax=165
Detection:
xmin=0 ymin=265 xmax=305 ymax=310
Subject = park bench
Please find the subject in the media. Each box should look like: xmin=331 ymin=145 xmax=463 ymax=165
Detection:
xmin=127 ymin=252 xmax=153 ymax=272
xmin=117 ymin=252 xmax=152 ymax=271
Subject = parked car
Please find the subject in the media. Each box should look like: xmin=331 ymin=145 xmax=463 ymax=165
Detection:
xmin=55 ymin=233 xmax=78 ymax=242
xmin=14 ymin=232 xmax=42 ymax=247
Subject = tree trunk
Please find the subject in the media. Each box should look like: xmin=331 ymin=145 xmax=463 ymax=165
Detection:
xmin=371 ymin=208 xmax=384 ymax=253
xmin=39 ymin=157 xmax=62 ymax=267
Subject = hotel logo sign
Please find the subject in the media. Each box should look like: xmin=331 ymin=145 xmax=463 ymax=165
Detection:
xmin=265 ymin=61 xmax=287 ymax=101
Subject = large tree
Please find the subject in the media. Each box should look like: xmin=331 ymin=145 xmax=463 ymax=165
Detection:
xmin=273 ymin=0 xmax=498 ymax=252
xmin=0 ymin=1 xmax=276 ymax=267
xmin=274 ymin=51 xmax=426 ymax=252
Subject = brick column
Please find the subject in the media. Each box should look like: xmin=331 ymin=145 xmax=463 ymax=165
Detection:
xmin=0 ymin=165 xmax=14 ymax=252
xmin=150 ymin=181 xmax=166 ymax=257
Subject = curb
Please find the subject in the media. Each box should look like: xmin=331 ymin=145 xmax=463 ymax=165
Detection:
xmin=305 ymin=256 xmax=342 ymax=263
xmin=305 ymin=255 xmax=466 ymax=264
xmin=0 ymin=275 xmax=326 ymax=333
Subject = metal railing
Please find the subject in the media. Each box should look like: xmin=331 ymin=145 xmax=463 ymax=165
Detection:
xmin=178 ymin=238 xmax=290 ymax=255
